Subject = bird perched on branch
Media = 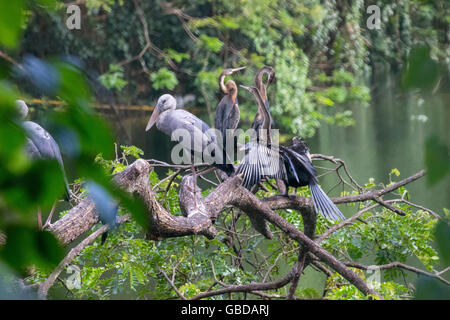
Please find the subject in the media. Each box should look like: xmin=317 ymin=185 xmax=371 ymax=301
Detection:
xmin=251 ymin=66 xmax=275 ymax=135
xmin=236 ymin=87 xmax=345 ymax=221
xmin=16 ymin=100 xmax=71 ymax=229
xmin=145 ymin=94 xmax=234 ymax=209
xmin=215 ymin=67 xmax=245 ymax=137
xmin=214 ymin=66 xmax=245 ymax=161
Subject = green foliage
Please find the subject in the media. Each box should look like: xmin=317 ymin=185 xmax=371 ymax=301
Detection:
xmin=198 ymin=35 xmax=224 ymax=53
xmin=85 ymin=0 xmax=123 ymax=13
xmin=0 ymin=226 xmax=63 ymax=275
xmin=120 ymin=145 xmax=143 ymax=159
xmin=150 ymin=68 xmax=179 ymax=91
xmin=0 ymin=0 xmax=25 ymax=48
xmin=401 ymin=47 xmax=443 ymax=91
xmin=14 ymin=0 xmax=446 ymax=138
xmin=326 ymin=270 xmax=411 ymax=300
xmin=22 ymin=171 xmax=442 ymax=300
xmin=0 ymin=1 xmax=146 ymax=277
xmin=166 ymin=49 xmax=190 ymax=64
xmin=98 ymin=64 xmax=128 ymax=92
xmin=322 ymin=206 xmax=439 ymax=274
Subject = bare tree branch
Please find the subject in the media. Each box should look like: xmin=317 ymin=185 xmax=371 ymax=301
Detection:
xmin=345 ymin=262 xmax=450 ymax=287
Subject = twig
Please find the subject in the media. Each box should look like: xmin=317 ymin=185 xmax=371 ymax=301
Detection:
xmin=38 ymin=215 xmax=130 ymax=299
xmin=158 ymin=266 xmax=187 ymax=300
xmin=346 ymin=262 xmax=450 ymax=287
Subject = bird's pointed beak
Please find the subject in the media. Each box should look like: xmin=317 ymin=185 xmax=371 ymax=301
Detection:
xmin=224 ymin=66 xmax=246 ymax=75
xmin=145 ymin=108 xmax=160 ymax=131
xmin=239 ymin=85 xmax=252 ymax=92
xmin=231 ymin=66 xmax=246 ymax=73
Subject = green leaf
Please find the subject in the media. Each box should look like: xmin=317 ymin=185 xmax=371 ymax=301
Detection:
xmin=166 ymin=49 xmax=190 ymax=63
xmin=98 ymin=64 xmax=128 ymax=91
xmin=0 ymin=226 xmax=64 ymax=273
xmin=198 ymin=35 xmax=223 ymax=53
xmin=121 ymin=145 xmax=144 ymax=159
xmin=425 ymin=136 xmax=449 ymax=185
xmin=390 ymin=168 xmax=400 ymax=177
xmin=52 ymin=60 xmax=91 ymax=105
xmin=434 ymin=220 xmax=450 ymax=265
xmin=401 ymin=47 xmax=441 ymax=91
xmin=150 ymin=68 xmax=179 ymax=91
xmin=0 ymin=159 xmax=66 ymax=214
xmin=0 ymin=0 xmax=25 ymax=48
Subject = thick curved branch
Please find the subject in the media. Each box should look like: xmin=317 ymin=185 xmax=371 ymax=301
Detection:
xmin=48 ymin=159 xmax=150 ymax=244
xmin=43 ymin=160 xmax=429 ymax=299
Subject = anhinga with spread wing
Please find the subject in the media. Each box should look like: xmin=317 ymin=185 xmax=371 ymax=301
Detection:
xmin=236 ymin=87 xmax=345 ymax=221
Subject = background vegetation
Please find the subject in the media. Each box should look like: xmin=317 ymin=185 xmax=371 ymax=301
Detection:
xmin=0 ymin=0 xmax=448 ymax=300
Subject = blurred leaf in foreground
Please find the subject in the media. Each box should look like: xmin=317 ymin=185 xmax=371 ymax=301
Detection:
xmin=0 ymin=0 xmax=25 ymax=48
xmin=401 ymin=47 xmax=442 ymax=91
xmin=0 ymin=226 xmax=64 ymax=274
xmin=434 ymin=219 xmax=450 ymax=265
xmin=425 ymin=135 xmax=449 ymax=185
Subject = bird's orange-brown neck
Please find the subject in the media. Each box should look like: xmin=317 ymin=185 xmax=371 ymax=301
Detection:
xmin=225 ymin=80 xmax=238 ymax=104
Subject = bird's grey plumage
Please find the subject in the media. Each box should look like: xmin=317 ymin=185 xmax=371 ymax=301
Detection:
xmin=215 ymin=95 xmax=240 ymax=136
xmin=157 ymin=109 xmax=217 ymax=158
xmin=147 ymin=94 xmax=234 ymax=175
xmin=16 ymin=99 xmax=29 ymax=119
xmin=17 ymin=101 xmax=70 ymax=199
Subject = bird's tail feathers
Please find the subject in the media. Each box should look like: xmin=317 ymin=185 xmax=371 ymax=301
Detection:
xmin=309 ymin=182 xmax=345 ymax=221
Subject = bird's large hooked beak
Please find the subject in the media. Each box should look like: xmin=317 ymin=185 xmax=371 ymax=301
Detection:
xmin=145 ymin=107 xmax=160 ymax=131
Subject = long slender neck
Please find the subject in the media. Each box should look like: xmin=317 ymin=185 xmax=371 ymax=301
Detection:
xmin=219 ymin=73 xmax=227 ymax=94
xmin=228 ymin=81 xmax=238 ymax=104
xmin=251 ymin=87 xmax=272 ymax=144
xmin=255 ymin=71 xmax=268 ymax=103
